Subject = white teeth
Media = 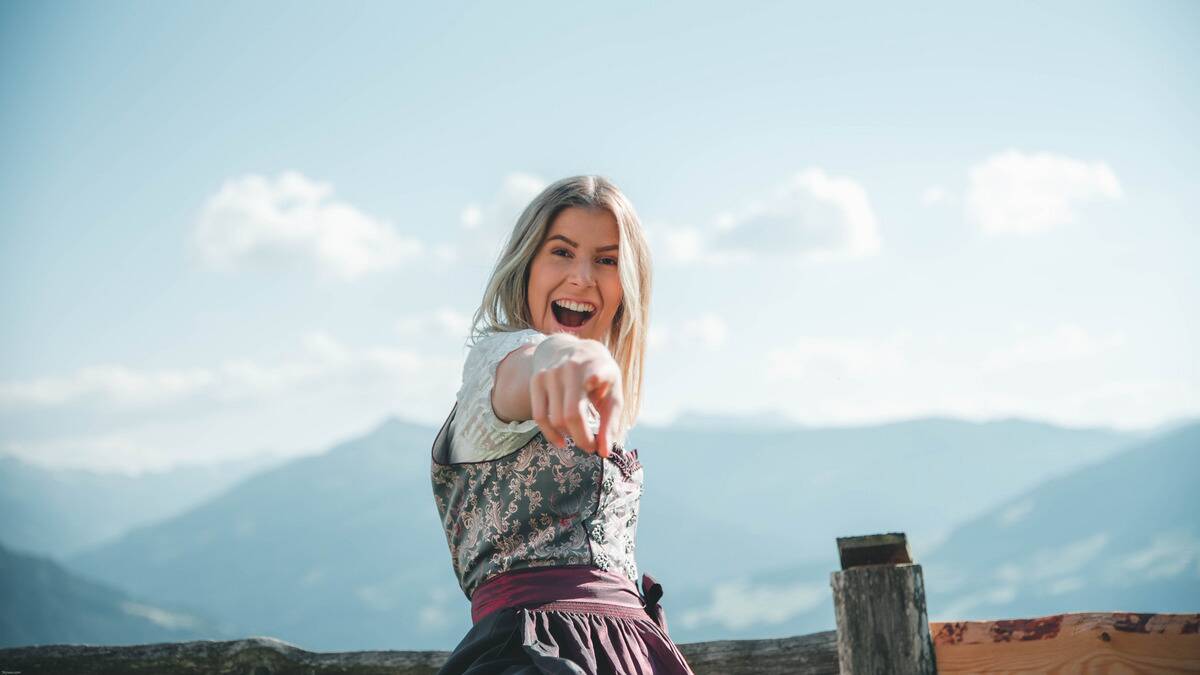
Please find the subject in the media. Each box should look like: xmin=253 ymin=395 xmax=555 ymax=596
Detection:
xmin=554 ymin=299 xmax=595 ymax=313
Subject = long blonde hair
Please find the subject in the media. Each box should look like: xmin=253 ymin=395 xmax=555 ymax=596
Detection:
xmin=470 ymin=175 xmax=652 ymax=440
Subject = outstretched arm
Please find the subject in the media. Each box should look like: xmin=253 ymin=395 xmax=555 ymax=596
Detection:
xmin=492 ymin=333 xmax=622 ymax=457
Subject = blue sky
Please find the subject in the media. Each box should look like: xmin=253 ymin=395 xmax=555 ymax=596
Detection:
xmin=2 ymin=1 xmax=1197 ymax=473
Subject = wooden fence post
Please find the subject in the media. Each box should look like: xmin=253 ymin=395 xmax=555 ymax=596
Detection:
xmin=830 ymin=532 xmax=937 ymax=675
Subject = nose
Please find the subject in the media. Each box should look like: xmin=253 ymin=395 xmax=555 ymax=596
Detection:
xmin=567 ymin=257 xmax=595 ymax=288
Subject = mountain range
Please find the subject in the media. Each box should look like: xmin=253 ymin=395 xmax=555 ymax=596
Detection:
xmin=0 ymin=452 xmax=288 ymax=559
xmin=0 ymin=541 xmax=232 ymax=648
xmin=2 ymin=415 xmax=1194 ymax=651
xmin=666 ymin=421 xmax=1200 ymax=642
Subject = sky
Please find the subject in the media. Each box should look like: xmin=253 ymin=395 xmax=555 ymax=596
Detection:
xmin=1 ymin=1 xmax=1198 ymax=474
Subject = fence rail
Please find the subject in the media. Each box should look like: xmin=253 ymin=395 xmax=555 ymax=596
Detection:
xmin=3 ymin=532 xmax=1197 ymax=674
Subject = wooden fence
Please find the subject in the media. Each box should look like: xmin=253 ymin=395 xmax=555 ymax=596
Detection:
xmin=2 ymin=532 xmax=1197 ymax=674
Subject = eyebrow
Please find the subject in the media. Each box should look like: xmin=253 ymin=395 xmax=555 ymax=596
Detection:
xmin=547 ymin=234 xmax=619 ymax=252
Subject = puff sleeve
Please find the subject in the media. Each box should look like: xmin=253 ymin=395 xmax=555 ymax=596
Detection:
xmin=449 ymin=328 xmax=549 ymax=463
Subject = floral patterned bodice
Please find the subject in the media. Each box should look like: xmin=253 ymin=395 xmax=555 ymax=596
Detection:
xmin=431 ymin=403 xmax=644 ymax=599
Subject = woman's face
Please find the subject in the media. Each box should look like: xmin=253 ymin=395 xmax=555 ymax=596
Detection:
xmin=527 ymin=206 xmax=623 ymax=342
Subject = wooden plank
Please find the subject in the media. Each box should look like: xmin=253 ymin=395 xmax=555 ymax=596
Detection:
xmin=832 ymin=562 xmax=938 ymax=674
xmin=931 ymin=612 xmax=1200 ymax=674
xmin=837 ymin=532 xmax=914 ymax=569
xmin=0 ymin=633 xmax=843 ymax=675
xmin=677 ymin=630 xmax=840 ymax=675
xmin=3 ymin=613 xmax=1195 ymax=674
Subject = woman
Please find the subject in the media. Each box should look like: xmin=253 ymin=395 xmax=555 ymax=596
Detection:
xmin=430 ymin=175 xmax=695 ymax=674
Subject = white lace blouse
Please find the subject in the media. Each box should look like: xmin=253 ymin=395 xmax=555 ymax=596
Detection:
xmin=449 ymin=328 xmax=601 ymax=463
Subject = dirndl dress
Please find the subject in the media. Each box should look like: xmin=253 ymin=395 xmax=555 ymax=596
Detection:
xmin=430 ymin=402 xmax=695 ymax=675
xmin=436 ymin=566 xmax=693 ymax=674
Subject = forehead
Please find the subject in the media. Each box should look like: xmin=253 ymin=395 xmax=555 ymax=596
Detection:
xmin=545 ymin=206 xmax=619 ymax=243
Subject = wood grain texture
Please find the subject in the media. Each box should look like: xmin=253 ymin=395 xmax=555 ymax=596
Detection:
xmin=677 ymin=630 xmax=840 ymax=675
xmin=931 ymin=612 xmax=1200 ymax=674
xmin=831 ymin=563 xmax=938 ymax=675
xmin=0 ymin=632 xmax=843 ymax=675
xmin=2 ymin=614 xmax=1194 ymax=674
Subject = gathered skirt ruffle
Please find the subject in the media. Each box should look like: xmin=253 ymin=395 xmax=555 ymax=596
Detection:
xmin=437 ymin=604 xmax=695 ymax=675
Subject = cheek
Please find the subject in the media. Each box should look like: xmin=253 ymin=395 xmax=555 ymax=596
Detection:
xmin=527 ymin=290 xmax=545 ymax=319
xmin=604 ymin=279 xmax=624 ymax=318
xmin=526 ymin=262 xmax=547 ymax=309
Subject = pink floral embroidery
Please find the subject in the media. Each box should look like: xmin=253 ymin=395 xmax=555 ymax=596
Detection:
xmin=433 ymin=433 xmax=644 ymax=598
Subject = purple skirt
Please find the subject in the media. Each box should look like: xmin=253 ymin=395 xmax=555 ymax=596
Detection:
xmin=437 ymin=566 xmax=695 ymax=675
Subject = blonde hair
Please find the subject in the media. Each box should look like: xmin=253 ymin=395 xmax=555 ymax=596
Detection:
xmin=470 ymin=175 xmax=652 ymax=441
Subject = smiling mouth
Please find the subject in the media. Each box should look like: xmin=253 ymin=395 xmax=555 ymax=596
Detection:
xmin=551 ymin=300 xmax=595 ymax=328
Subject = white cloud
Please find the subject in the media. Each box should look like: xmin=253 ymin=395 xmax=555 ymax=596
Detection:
xmin=680 ymin=578 xmax=826 ymax=630
xmin=647 ymin=325 xmax=670 ymax=352
xmin=1047 ymin=577 xmax=1084 ymax=595
xmin=192 ymin=171 xmax=422 ymax=280
xmin=647 ymin=169 xmax=881 ymax=265
xmin=995 ymin=563 xmax=1021 ymax=584
xmin=0 ymin=364 xmax=217 ymax=408
xmin=996 ymin=498 xmax=1035 ymax=527
xmin=922 ymin=185 xmax=949 ymax=205
xmin=923 ymin=562 xmax=970 ymax=594
xmin=1117 ymin=531 xmax=1200 ymax=580
xmin=717 ymin=169 xmax=881 ymax=261
xmin=643 ymin=315 xmax=727 ymax=353
xmin=0 ymin=330 xmax=466 ymax=474
xmin=455 ymin=172 xmax=549 ymax=262
xmin=980 ymin=324 xmax=1125 ymax=374
xmin=120 ymin=601 xmax=204 ymax=630
xmin=2 ymin=434 xmax=186 ymax=475
xmin=502 ymin=173 xmax=549 ymax=203
xmin=418 ymin=602 xmax=452 ymax=631
xmin=966 ymin=150 xmax=1122 ymax=235
xmin=646 ymin=223 xmax=727 ymax=265
xmin=935 ymin=585 xmax=1018 ymax=620
xmin=766 ymin=333 xmax=908 ymax=382
xmin=300 ymin=567 xmax=325 ymax=587
xmin=751 ymin=323 xmax=1190 ymax=430
xmin=681 ymin=313 xmax=728 ymax=350
xmin=395 ymin=307 xmax=474 ymax=341
xmin=460 ymin=204 xmax=483 ymax=229
xmin=0 ymin=331 xmax=448 ymax=412
xmin=1028 ymin=533 xmax=1109 ymax=580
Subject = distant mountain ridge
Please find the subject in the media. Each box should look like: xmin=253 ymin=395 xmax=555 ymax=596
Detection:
xmin=55 ymin=414 xmax=1152 ymax=651
xmin=665 ymin=421 xmax=1200 ymax=642
xmin=0 ymin=541 xmax=231 ymax=648
xmin=923 ymin=420 xmax=1200 ymax=620
xmin=0 ymin=452 xmax=289 ymax=559
xmin=64 ymin=417 xmax=452 ymax=651
xmin=630 ymin=415 xmax=1137 ymax=583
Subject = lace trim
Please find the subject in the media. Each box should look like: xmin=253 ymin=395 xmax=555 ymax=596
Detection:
xmin=608 ymin=447 xmax=642 ymax=481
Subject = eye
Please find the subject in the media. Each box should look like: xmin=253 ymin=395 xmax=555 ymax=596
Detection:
xmin=597 ymin=256 xmax=618 ymax=266
xmin=551 ymin=247 xmax=573 ymax=258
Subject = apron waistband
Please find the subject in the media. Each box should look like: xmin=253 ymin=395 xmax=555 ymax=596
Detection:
xmin=470 ymin=566 xmax=670 ymax=633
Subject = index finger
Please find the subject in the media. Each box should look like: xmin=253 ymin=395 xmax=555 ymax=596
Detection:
xmin=563 ymin=384 xmax=596 ymax=453
xmin=593 ymin=390 xmax=621 ymax=459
